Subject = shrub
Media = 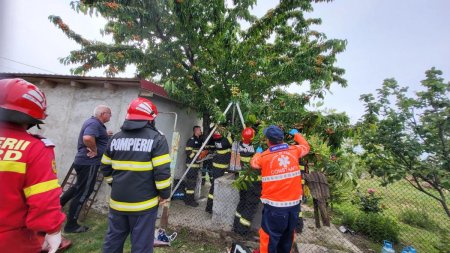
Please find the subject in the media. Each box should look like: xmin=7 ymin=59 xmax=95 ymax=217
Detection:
xmin=353 ymin=188 xmax=383 ymax=213
xmin=339 ymin=207 xmax=400 ymax=243
xmin=399 ymin=209 xmax=438 ymax=230
xmin=354 ymin=213 xmax=399 ymax=243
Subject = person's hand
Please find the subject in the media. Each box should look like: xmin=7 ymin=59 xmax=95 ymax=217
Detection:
xmin=41 ymin=231 xmax=61 ymax=253
xmin=256 ymin=146 xmax=263 ymax=153
xmin=159 ymin=197 xmax=170 ymax=205
xmin=289 ymin=129 xmax=299 ymax=136
xmin=107 ymin=130 xmax=114 ymax=137
xmin=86 ymin=147 xmax=97 ymax=158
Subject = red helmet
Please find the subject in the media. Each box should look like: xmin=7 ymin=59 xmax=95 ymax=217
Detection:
xmin=241 ymin=127 xmax=255 ymax=144
xmin=125 ymin=97 xmax=158 ymax=121
xmin=212 ymin=131 xmax=222 ymax=140
xmin=0 ymin=78 xmax=47 ymax=124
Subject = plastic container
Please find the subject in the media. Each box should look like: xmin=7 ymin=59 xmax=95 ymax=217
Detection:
xmin=381 ymin=240 xmax=395 ymax=253
xmin=401 ymin=246 xmax=417 ymax=253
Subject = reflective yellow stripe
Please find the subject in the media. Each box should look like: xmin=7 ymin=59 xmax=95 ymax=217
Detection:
xmin=227 ymin=136 xmax=233 ymax=144
xmin=240 ymin=156 xmax=251 ymax=163
xmin=112 ymin=160 xmax=153 ymax=171
xmin=152 ymin=154 xmax=171 ymax=167
xmin=189 ymin=153 xmax=195 ymax=158
xmin=0 ymin=161 xmax=26 ymax=174
xmin=110 ymin=197 xmax=158 ymax=212
xmin=155 ymin=177 xmax=171 ymax=189
xmin=300 ymin=165 xmax=305 ymax=171
xmin=186 ymin=190 xmax=195 ymax=194
xmin=302 ymin=179 xmax=305 ymax=184
xmin=23 ymin=179 xmax=60 ymax=198
xmin=217 ymin=149 xmax=231 ymax=154
xmin=101 ymin=154 xmax=112 ymax=165
xmin=105 ymin=176 xmax=113 ymax=183
xmin=213 ymin=162 xmax=228 ymax=169
xmin=187 ymin=163 xmax=200 ymax=168
xmin=235 ymin=212 xmax=241 ymax=218
xmin=185 ymin=147 xmax=193 ymax=151
xmin=208 ymin=194 xmax=214 ymax=199
xmin=299 ymin=211 xmax=303 ymax=218
xmin=240 ymin=217 xmax=251 ymax=226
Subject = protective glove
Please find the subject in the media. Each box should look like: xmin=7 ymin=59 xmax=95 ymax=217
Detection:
xmin=256 ymin=146 xmax=263 ymax=153
xmin=42 ymin=231 xmax=61 ymax=253
xmin=289 ymin=129 xmax=299 ymax=136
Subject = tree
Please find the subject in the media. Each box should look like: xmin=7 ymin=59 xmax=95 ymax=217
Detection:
xmin=358 ymin=68 xmax=450 ymax=217
xmin=49 ymin=0 xmax=346 ymax=130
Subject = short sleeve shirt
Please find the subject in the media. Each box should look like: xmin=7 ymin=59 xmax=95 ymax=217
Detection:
xmin=74 ymin=116 xmax=109 ymax=165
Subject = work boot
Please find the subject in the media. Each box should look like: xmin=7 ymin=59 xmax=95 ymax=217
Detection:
xmin=64 ymin=218 xmax=89 ymax=233
xmin=184 ymin=200 xmax=199 ymax=207
xmin=64 ymin=224 xmax=89 ymax=233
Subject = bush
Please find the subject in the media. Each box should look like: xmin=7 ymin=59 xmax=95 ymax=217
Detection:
xmin=399 ymin=209 xmax=438 ymax=230
xmin=353 ymin=188 xmax=383 ymax=213
xmin=339 ymin=208 xmax=399 ymax=243
xmin=354 ymin=213 xmax=399 ymax=243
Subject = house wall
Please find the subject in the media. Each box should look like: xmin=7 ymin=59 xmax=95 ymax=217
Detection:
xmin=28 ymin=80 xmax=201 ymax=211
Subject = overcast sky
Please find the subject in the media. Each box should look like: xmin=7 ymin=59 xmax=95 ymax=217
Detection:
xmin=1 ymin=0 xmax=449 ymax=122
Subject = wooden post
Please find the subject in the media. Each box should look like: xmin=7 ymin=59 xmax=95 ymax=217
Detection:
xmin=313 ymin=199 xmax=321 ymax=228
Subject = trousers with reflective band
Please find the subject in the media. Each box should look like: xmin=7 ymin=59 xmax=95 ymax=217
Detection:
xmin=259 ymin=204 xmax=299 ymax=253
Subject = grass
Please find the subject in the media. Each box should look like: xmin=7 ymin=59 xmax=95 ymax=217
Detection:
xmin=331 ymin=177 xmax=450 ymax=253
xmin=63 ymin=211 xmax=227 ymax=253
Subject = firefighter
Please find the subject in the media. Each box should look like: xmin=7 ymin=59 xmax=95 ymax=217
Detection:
xmin=100 ymin=97 xmax=171 ymax=253
xmin=0 ymin=79 xmax=66 ymax=253
xmin=205 ymin=130 xmax=232 ymax=213
xmin=183 ymin=125 xmax=203 ymax=207
xmin=250 ymin=125 xmax=310 ymax=253
xmin=233 ymin=127 xmax=261 ymax=237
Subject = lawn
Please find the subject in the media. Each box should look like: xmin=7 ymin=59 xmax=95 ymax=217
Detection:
xmin=63 ymin=211 xmax=228 ymax=253
xmin=331 ymin=177 xmax=450 ymax=253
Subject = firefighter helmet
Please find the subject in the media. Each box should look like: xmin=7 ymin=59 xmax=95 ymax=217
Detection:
xmin=0 ymin=78 xmax=47 ymax=124
xmin=212 ymin=131 xmax=222 ymax=140
xmin=125 ymin=97 xmax=158 ymax=121
xmin=241 ymin=127 xmax=255 ymax=144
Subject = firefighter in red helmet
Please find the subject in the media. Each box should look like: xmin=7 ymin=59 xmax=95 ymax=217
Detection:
xmin=0 ymin=79 xmax=66 ymax=253
xmin=233 ymin=127 xmax=262 ymax=237
xmin=100 ymin=97 xmax=171 ymax=253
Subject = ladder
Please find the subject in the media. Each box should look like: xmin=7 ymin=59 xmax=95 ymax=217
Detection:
xmin=61 ymin=164 xmax=104 ymax=221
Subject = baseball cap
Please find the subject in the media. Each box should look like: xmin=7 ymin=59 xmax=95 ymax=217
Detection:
xmin=263 ymin=125 xmax=284 ymax=142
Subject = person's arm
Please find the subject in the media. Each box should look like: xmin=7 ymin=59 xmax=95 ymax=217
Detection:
xmin=83 ymin=135 xmax=97 ymax=158
xmin=185 ymin=138 xmax=195 ymax=159
xmin=292 ymin=132 xmax=310 ymax=158
xmin=24 ymin=141 xmax=65 ymax=234
xmin=152 ymin=135 xmax=172 ymax=201
xmin=250 ymin=147 xmax=263 ymax=169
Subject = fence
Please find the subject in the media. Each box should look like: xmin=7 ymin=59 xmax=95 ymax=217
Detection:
xmin=165 ymin=165 xmax=450 ymax=253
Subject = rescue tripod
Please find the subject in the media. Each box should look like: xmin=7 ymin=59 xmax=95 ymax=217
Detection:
xmin=159 ymin=101 xmax=246 ymax=229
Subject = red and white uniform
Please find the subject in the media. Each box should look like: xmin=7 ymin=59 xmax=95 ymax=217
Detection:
xmin=0 ymin=122 xmax=65 ymax=253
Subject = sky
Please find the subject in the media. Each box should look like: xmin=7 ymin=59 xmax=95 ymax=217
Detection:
xmin=1 ymin=0 xmax=449 ymax=123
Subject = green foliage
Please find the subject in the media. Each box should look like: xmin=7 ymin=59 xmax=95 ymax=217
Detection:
xmin=353 ymin=189 xmax=383 ymax=213
xmin=341 ymin=209 xmax=400 ymax=243
xmin=49 ymin=0 xmax=347 ymax=127
xmin=399 ymin=209 xmax=438 ymax=230
xmin=358 ymin=68 xmax=450 ymax=217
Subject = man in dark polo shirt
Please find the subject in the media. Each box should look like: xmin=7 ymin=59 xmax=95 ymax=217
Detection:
xmin=60 ymin=105 xmax=112 ymax=233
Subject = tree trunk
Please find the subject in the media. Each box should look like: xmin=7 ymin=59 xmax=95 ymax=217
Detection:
xmin=202 ymin=112 xmax=212 ymax=135
xmin=437 ymin=187 xmax=450 ymax=217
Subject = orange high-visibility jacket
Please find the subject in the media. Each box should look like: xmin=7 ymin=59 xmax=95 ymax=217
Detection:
xmin=250 ymin=133 xmax=310 ymax=207
xmin=0 ymin=122 xmax=65 ymax=252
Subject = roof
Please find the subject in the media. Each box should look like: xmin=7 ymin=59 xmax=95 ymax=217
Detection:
xmin=0 ymin=72 xmax=172 ymax=100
